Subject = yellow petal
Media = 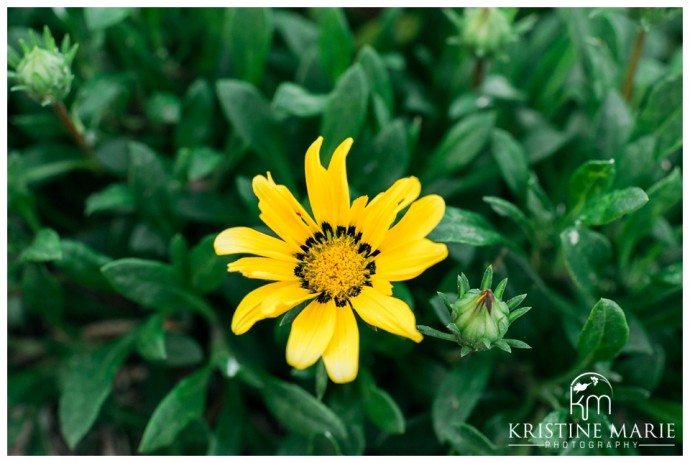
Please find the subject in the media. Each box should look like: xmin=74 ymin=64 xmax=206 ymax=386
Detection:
xmin=352 ymin=287 xmax=423 ymax=342
xmin=326 ymin=138 xmax=353 ymax=226
xmin=348 ymin=195 xmax=368 ymax=227
xmin=261 ymin=284 xmax=316 ymax=316
xmin=232 ymin=281 xmax=303 ymax=334
xmin=227 ymin=257 xmax=298 ymax=281
xmin=253 ymin=174 xmax=314 ymax=249
xmin=214 ymin=227 xmax=297 ymax=261
xmin=323 ymin=306 xmax=359 ymax=384
xmin=286 ymin=299 xmax=336 ymax=369
xmin=376 ymin=239 xmax=448 ymax=282
xmin=304 ymin=137 xmax=332 ymax=226
xmin=357 ymin=177 xmax=421 ymax=250
xmin=369 ymin=276 xmax=393 ymax=296
xmin=379 ymin=195 xmax=446 ymax=252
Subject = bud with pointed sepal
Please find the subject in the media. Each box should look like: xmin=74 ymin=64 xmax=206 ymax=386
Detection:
xmin=8 ymin=26 xmax=78 ymax=106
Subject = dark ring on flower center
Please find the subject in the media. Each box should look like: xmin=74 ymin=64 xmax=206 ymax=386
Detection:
xmin=294 ymin=221 xmax=377 ymax=307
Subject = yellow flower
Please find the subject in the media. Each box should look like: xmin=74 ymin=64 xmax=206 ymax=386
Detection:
xmin=214 ymin=137 xmax=448 ymax=383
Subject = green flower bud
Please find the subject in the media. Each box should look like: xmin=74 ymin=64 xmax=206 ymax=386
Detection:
xmin=15 ymin=47 xmax=73 ymax=105
xmin=453 ymin=288 xmax=509 ymax=348
xmin=9 ymin=27 xmax=78 ymax=106
xmin=461 ymin=8 xmax=512 ymax=58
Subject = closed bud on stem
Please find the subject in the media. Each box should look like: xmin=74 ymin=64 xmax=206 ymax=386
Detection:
xmin=453 ymin=288 xmax=509 ymax=349
xmin=461 ymin=8 xmax=512 ymax=58
xmin=9 ymin=26 xmax=78 ymax=106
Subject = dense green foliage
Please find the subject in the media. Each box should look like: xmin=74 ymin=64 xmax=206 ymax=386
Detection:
xmin=7 ymin=7 xmax=682 ymax=456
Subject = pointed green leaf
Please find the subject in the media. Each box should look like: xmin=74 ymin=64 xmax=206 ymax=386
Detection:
xmin=428 ymin=206 xmax=504 ymax=246
xmin=432 ymin=355 xmax=492 ymax=440
xmin=139 ymin=367 xmax=211 ymax=453
xmin=560 ymin=227 xmax=612 ymax=296
xmin=578 ymin=187 xmax=649 ymax=226
xmin=320 ymin=64 xmax=369 ymax=161
xmin=363 ymin=387 xmax=405 ymax=434
xmin=576 ymin=298 xmax=629 ymax=364
xmin=21 ymin=228 xmax=62 ymax=262
xmin=226 ymin=8 xmax=273 ymax=85
xmin=136 ymin=314 xmax=167 ymax=361
xmin=101 ymin=258 xmax=213 ymax=318
xmin=444 ymin=423 xmax=498 ymax=455
xmin=491 ymin=129 xmax=529 ymax=196
xmin=59 ymin=336 xmax=133 ymax=449
xmin=262 ymin=377 xmax=347 ymax=440
xmin=216 ymin=79 xmax=295 ymax=189
xmin=424 ymin=112 xmax=495 ymax=179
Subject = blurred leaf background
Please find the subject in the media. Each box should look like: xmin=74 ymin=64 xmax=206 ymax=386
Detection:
xmin=7 ymin=7 xmax=682 ymax=456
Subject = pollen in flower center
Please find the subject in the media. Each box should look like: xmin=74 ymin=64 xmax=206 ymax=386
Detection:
xmin=294 ymin=222 xmax=378 ymax=307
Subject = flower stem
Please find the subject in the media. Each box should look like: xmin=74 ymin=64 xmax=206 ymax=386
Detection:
xmin=472 ymin=57 xmax=485 ymax=89
xmin=53 ymin=101 xmax=94 ymax=160
xmin=621 ymin=27 xmax=646 ymax=102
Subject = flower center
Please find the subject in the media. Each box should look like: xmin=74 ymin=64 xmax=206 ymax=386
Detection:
xmin=294 ymin=222 xmax=378 ymax=307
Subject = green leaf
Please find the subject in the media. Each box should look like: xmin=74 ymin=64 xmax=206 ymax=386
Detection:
xmin=593 ymin=90 xmax=632 ymax=159
xmin=128 ymin=142 xmax=175 ymax=236
xmin=491 ymin=129 xmax=529 ymax=197
xmin=352 ymin=119 xmax=409 ymax=194
xmin=577 ymin=187 xmax=649 ymax=226
xmin=59 ymin=336 xmax=133 ymax=449
xmin=54 ymin=240 xmax=112 ymax=290
xmin=175 ymin=79 xmax=214 ymax=149
xmin=188 ymin=235 xmax=227 ymax=294
xmin=138 ymin=367 xmax=211 ymax=453
xmin=314 ymin=8 xmax=354 ymax=82
xmin=444 ymin=423 xmax=497 ymax=456
xmin=482 ymin=196 xmax=532 ymax=237
xmin=635 ymin=74 xmax=682 ymax=158
xmin=432 ymin=355 xmax=492 ymax=440
xmin=274 ymin=10 xmax=318 ymax=56
xmin=136 ymin=314 xmax=167 ymax=361
xmin=618 ymin=168 xmax=682 ymax=266
xmin=310 ymin=432 xmax=343 ymax=455
xmin=207 ymin=381 xmax=243 ymax=455
xmin=226 ymin=8 xmax=273 ymax=84
xmin=634 ymin=398 xmax=682 ymax=440
xmin=523 ymin=124 xmax=569 ymax=164
xmin=315 ymin=360 xmax=328 ymax=401
xmin=320 ymin=64 xmax=369 ymax=161
xmin=22 ymin=264 xmax=63 ymax=325
xmin=84 ymin=8 xmax=135 ymax=30
xmin=363 ymin=387 xmax=405 ymax=434
xmin=654 ymin=262 xmax=682 ymax=287
xmin=424 ymin=112 xmax=495 ymax=179
xmin=576 ymin=298 xmax=629 ymax=364
xmin=568 ymin=159 xmax=615 ymax=208
xmin=101 ymin=258 xmax=213 ymax=318
xmin=428 ymin=206 xmax=504 ymax=246
xmin=560 ymin=227 xmax=612 ymax=296
xmin=357 ymin=45 xmax=394 ymax=113
xmin=216 ymin=79 xmax=295 ymax=189
xmin=21 ymin=228 xmax=61 ymax=262
xmin=164 ymin=333 xmax=204 ymax=367
xmin=262 ymin=377 xmax=347 ymax=440
xmin=272 ymin=82 xmax=327 ymax=118
xmin=530 ymin=409 xmax=568 ymax=446
xmin=85 ymin=183 xmax=134 ymax=216
xmin=145 ymin=92 xmax=181 ymax=124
